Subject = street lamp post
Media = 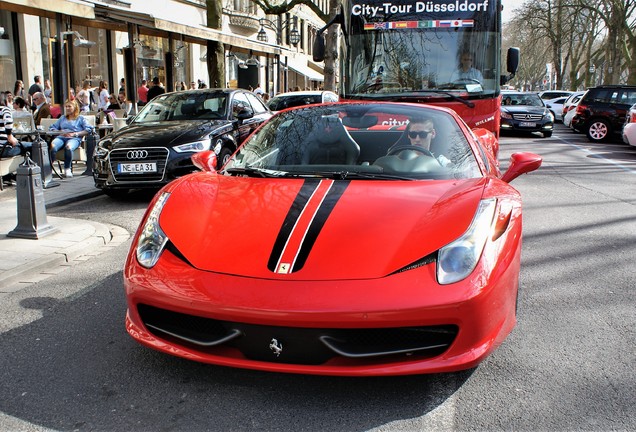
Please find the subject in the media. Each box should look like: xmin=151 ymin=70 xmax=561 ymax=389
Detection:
xmin=257 ymin=16 xmax=300 ymax=94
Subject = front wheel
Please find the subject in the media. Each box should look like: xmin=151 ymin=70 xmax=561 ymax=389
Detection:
xmin=586 ymin=119 xmax=611 ymax=142
xmin=217 ymin=146 xmax=234 ymax=170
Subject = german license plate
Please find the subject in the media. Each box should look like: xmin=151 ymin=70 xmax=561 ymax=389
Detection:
xmin=519 ymin=122 xmax=536 ymax=127
xmin=118 ymin=162 xmax=157 ymax=173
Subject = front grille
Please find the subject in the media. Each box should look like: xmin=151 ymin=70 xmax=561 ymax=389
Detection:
xmin=137 ymin=304 xmax=458 ymax=365
xmin=512 ymin=113 xmax=543 ymax=121
xmin=109 ymin=147 xmax=170 ymax=182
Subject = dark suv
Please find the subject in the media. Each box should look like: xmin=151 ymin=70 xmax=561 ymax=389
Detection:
xmin=571 ymin=85 xmax=636 ymax=142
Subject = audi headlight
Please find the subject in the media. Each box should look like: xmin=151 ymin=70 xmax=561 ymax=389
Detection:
xmin=437 ymin=199 xmax=497 ymax=285
xmin=174 ymin=138 xmax=212 ymax=153
xmin=136 ymin=192 xmax=170 ymax=269
xmin=500 ymin=111 xmax=512 ymax=119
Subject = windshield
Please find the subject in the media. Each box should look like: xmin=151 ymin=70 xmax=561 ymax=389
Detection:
xmin=343 ymin=0 xmax=499 ymax=100
xmin=225 ymin=103 xmax=482 ymax=180
xmin=133 ymin=91 xmax=228 ymax=123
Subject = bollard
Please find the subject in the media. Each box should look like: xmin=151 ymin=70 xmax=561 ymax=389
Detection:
xmin=8 ymin=153 xmax=58 ymax=239
xmin=30 ymin=135 xmax=59 ymax=188
xmin=82 ymin=130 xmax=99 ymax=176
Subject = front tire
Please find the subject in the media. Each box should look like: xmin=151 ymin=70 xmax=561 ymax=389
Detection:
xmin=217 ymin=146 xmax=234 ymax=170
xmin=586 ymin=119 xmax=611 ymax=142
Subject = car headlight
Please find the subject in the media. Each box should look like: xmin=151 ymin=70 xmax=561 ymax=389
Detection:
xmin=136 ymin=192 xmax=170 ymax=269
xmin=174 ymin=138 xmax=212 ymax=153
xmin=437 ymin=199 xmax=497 ymax=285
xmin=546 ymin=111 xmax=554 ymax=121
xmin=500 ymin=111 xmax=512 ymax=119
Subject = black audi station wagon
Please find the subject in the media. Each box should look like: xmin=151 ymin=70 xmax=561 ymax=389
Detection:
xmin=93 ymin=88 xmax=272 ymax=198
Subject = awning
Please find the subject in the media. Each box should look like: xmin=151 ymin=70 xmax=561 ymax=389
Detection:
xmin=287 ymin=60 xmax=324 ymax=82
xmin=0 ymin=0 xmax=95 ymax=19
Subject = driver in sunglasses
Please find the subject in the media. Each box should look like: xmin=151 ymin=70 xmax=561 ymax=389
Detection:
xmin=387 ymin=117 xmax=452 ymax=167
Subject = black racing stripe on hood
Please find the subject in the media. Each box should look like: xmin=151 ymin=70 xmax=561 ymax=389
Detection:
xmin=291 ymin=180 xmax=350 ymax=272
xmin=267 ymin=179 xmax=321 ymax=272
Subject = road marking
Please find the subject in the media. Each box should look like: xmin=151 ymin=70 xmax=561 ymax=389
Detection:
xmin=555 ymin=135 xmax=636 ymax=175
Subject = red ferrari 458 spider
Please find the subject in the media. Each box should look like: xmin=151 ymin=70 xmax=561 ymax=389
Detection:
xmin=124 ymin=102 xmax=541 ymax=376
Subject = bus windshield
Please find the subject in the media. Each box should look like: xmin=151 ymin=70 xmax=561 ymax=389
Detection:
xmin=343 ymin=0 xmax=499 ymax=100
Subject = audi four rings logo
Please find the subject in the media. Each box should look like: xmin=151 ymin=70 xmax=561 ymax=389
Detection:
xmin=127 ymin=150 xmax=148 ymax=159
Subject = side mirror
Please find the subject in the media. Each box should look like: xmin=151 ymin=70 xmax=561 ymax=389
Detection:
xmin=501 ymin=152 xmax=542 ymax=183
xmin=236 ymin=107 xmax=254 ymax=121
xmin=507 ymin=47 xmax=520 ymax=75
xmin=191 ymin=150 xmax=218 ymax=173
xmin=313 ymin=33 xmax=325 ymax=62
xmin=501 ymin=47 xmax=520 ymax=85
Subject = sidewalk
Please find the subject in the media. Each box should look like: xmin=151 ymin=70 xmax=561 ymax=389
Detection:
xmin=0 ymin=164 xmax=130 ymax=296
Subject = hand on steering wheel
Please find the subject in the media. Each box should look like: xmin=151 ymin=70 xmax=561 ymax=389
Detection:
xmin=387 ymin=145 xmax=434 ymax=158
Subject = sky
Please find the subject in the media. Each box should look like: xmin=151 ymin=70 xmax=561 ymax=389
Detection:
xmin=501 ymin=0 xmax=521 ymax=24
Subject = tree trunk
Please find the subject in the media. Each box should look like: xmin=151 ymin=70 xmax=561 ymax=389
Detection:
xmin=206 ymin=0 xmax=225 ymax=88
xmin=322 ymin=0 xmax=339 ymax=91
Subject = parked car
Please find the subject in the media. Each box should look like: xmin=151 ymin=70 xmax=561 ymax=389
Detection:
xmin=123 ymin=101 xmax=542 ymax=375
xmin=93 ymin=88 xmax=272 ymax=197
xmin=561 ymin=91 xmax=587 ymax=128
xmin=500 ymin=91 xmax=554 ymax=138
xmin=267 ymin=90 xmax=339 ymax=113
xmin=538 ymin=90 xmax=573 ymax=100
xmin=571 ymin=85 xmax=636 ymax=142
xmin=544 ymin=96 xmax=568 ymax=122
xmin=622 ymin=103 xmax=636 ymax=146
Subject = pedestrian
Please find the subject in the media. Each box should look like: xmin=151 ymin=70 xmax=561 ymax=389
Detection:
xmin=147 ymin=77 xmax=166 ymax=101
xmin=76 ymin=80 xmax=92 ymax=112
xmin=97 ymin=80 xmax=110 ymax=111
xmin=13 ymin=80 xmax=25 ymax=99
xmin=137 ymin=79 xmax=149 ymax=106
xmin=48 ymin=99 xmax=94 ymax=178
xmin=43 ymin=79 xmax=53 ymax=104
xmin=27 ymin=75 xmax=44 ymax=108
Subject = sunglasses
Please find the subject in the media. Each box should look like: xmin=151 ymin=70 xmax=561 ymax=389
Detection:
xmin=408 ymin=130 xmax=432 ymax=139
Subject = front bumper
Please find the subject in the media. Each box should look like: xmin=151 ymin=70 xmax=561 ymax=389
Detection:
xmin=500 ymin=117 xmax=553 ymax=134
xmin=93 ymin=147 xmax=196 ymax=190
xmin=623 ymin=123 xmax=636 ymax=146
xmin=124 ymin=242 xmax=521 ymax=376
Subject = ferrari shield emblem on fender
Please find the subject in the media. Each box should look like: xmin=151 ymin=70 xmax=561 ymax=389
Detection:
xmin=269 ymin=338 xmax=283 ymax=357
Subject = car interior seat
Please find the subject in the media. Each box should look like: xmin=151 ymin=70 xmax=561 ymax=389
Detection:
xmin=301 ymin=115 xmax=360 ymax=165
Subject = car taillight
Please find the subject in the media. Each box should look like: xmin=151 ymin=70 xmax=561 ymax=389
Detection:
xmin=576 ymin=104 xmax=587 ymax=114
xmin=630 ymin=111 xmax=636 ymax=123
xmin=563 ymin=106 xmax=570 ymax=114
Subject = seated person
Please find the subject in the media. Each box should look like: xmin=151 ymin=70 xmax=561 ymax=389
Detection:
xmin=48 ymin=99 xmax=94 ymax=178
xmin=503 ymin=97 xmax=512 ymax=105
xmin=385 ymin=117 xmax=452 ymax=167
xmin=450 ymin=51 xmax=483 ymax=83
xmin=1 ymin=105 xmax=32 ymax=158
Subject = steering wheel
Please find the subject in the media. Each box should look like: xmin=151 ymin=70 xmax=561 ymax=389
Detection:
xmin=387 ymin=145 xmax=434 ymax=158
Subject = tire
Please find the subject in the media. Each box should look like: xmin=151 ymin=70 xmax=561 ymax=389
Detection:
xmin=543 ymin=131 xmax=552 ymax=138
xmin=217 ymin=146 xmax=234 ymax=170
xmin=586 ymin=119 xmax=611 ymax=142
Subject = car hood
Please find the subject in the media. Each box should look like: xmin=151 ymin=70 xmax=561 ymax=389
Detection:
xmin=108 ymin=120 xmax=230 ymax=149
xmin=502 ymin=106 xmax=547 ymax=115
xmin=158 ymin=173 xmax=488 ymax=280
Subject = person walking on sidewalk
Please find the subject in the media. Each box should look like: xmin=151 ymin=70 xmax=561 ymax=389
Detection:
xmin=48 ymin=99 xmax=94 ymax=178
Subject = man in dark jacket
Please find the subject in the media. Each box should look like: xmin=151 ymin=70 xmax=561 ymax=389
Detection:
xmin=146 ymin=77 xmax=166 ymax=102
xmin=32 ymin=92 xmax=51 ymax=126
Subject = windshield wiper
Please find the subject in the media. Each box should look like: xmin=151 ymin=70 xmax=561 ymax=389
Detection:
xmin=347 ymin=91 xmax=475 ymax=108
xmin=396 ymin=90 xmax=476 ymax=108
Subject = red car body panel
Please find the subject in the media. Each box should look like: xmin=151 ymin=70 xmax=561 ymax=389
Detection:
xmin=123 ymin=102 xmax=540 ymax=376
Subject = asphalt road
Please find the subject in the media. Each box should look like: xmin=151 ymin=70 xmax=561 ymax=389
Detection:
xmin=0 ymin=124 xmax=634 ymax=431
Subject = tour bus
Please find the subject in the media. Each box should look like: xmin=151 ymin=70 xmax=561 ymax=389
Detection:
xmin=313 ymin=0 xmax=519 ymax=137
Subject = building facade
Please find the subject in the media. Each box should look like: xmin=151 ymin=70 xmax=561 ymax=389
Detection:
xmin=0 ymin=0 xmax=328 ymax=110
